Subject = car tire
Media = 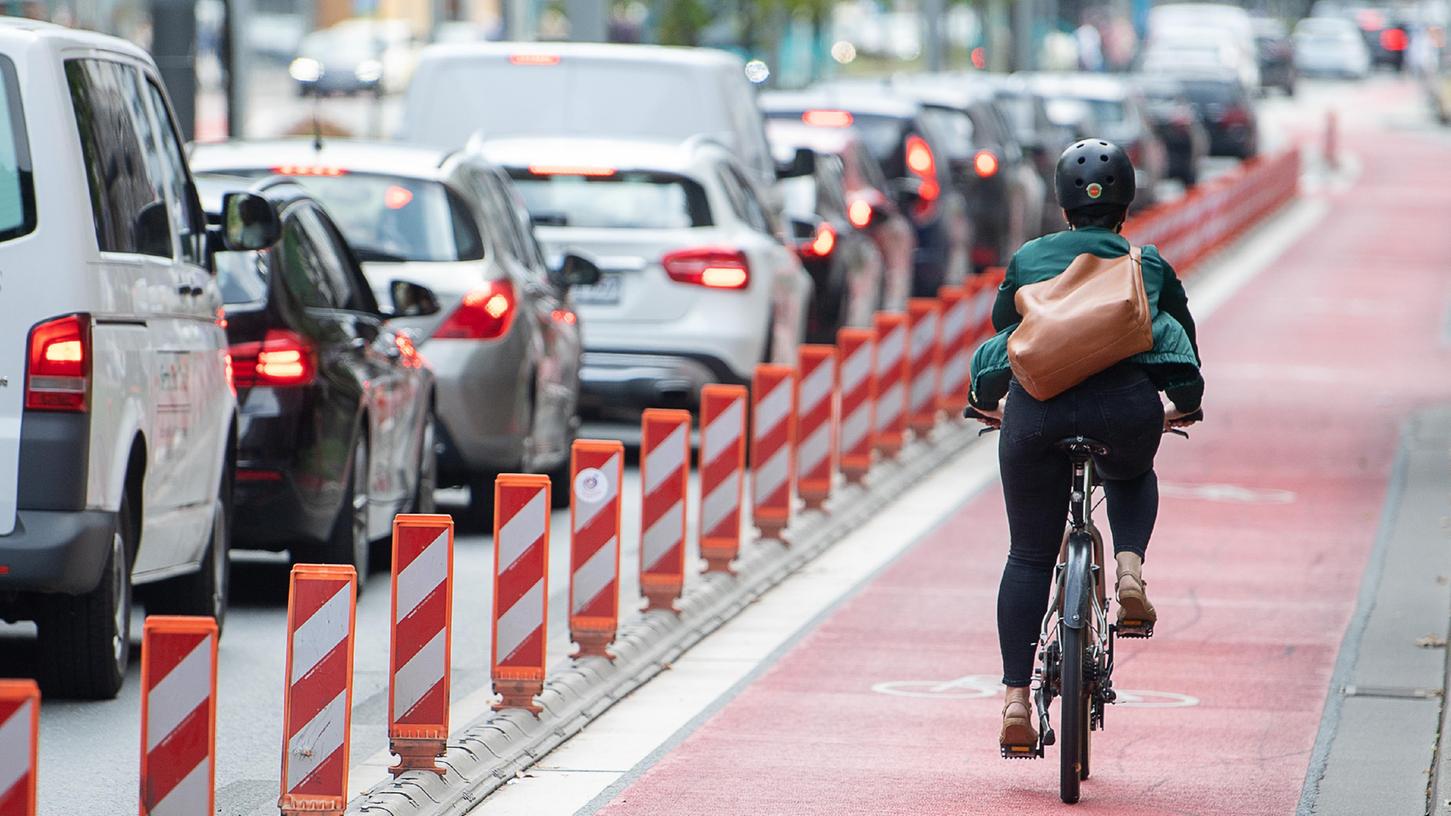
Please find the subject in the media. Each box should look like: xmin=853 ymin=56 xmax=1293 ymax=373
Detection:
xmin=410 ymin=411 xmax=438 ymax=516
xmin=320 ymin=427 xmax=370 ymax=586
xmin=37 ymin=490 xmax=135 ymax=700
xmin=145 ymin=466 xmax=232 ymax=630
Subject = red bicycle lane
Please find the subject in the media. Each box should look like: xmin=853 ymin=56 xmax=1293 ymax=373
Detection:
xmin=588 ymin=125 xmax=1451 ymax=815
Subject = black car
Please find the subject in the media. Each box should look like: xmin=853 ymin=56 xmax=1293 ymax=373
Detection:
xmin=1253 ymin=18 xmax=1298 ymax=95
xmin=761 ymin=89 xmax=971 ymax=296
xmin=1173 ymin=69 xmax=1259 ymax=159
xmin=197 ymin=176 xmax=438 ymax=580
xmin=1136 ymin=75 xmax=1210 ymax=187
xmin=889 ymin=74 xmax=1045 ymax=272
xmin=776 ymin=151 xmax=886 ymax=342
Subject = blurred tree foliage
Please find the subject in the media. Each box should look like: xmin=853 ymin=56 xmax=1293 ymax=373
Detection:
xmin=656 ymin=0 xmax=713 ymax=44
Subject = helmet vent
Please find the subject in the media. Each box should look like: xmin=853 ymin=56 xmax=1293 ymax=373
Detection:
xmin=1106 ymin=176 xmax=1115 ymax=184
xmin=1077 ymin=156 xmax=1086 ymax=164
xmin=1099 ymin=154 xmax=1109 ymax=162
xmin=1074 ymin=179 xmax=1084 ymax=187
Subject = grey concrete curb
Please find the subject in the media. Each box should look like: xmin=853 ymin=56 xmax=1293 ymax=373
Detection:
xmin=347 ymin=420 xmax=982 ymax=815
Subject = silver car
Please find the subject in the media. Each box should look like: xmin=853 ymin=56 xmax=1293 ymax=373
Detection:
xmin=189 ymin=140 xmax=593 ymax=508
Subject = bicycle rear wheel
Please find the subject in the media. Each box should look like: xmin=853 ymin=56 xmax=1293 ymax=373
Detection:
xmin=1060 ymin=623 xmax=1086 ymax=803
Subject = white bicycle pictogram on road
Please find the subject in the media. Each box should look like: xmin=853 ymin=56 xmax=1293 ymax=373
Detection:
xmin=871 ymin=674 xmax=1199 ymax=708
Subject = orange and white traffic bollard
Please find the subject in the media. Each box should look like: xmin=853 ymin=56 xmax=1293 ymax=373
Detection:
xmin=140 ymin=616 xmax=218 ymax=815
xmin=569 ymin=439 xmax=624 ymax=658
xmin=279 ymin=564 xmax=357 ymax=816
xmin=0 ymin=680 xmax=38 ymax=816
xmin=640 ymin=410 xmax=690 ymax=612
xmin=872 ymin=312 xmax=908 ymax=457
xmin=795 ymin=346 xmax=837 ymax=510
xmin=492 ymin=474 xmax=551 ymax=714
xmin=906 ymin=298 xmax=942 ymax=433
xmin=752 ymin=364 xmax=797 ymax=541
xmin=387 ymin=514 xmax=454 ymax=775
xmin=698 ymin=385 xmax=747 ymax=573
xmin=937 ymin=284 xmax=972 ymax=417
xmin=836 ymin=328 xmax=876 ymax=484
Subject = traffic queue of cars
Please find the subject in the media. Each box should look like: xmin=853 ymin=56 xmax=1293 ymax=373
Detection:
xmin=0 ymin=18 xmax=1246 ymax=697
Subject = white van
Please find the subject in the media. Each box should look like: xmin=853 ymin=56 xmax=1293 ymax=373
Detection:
xmin=400 ymin=42 xmax=810 ymax=197
xmin=0 ymin=21 xmax=236 ymax=698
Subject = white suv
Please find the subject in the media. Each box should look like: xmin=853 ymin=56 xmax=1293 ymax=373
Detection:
xmin=0 ymin=21 xmax=237 ymax=698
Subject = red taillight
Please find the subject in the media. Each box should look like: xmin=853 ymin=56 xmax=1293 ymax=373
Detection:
xmin=663 ymin=247 xmax=750 ymax=290
xmin=973 ymin=150 xmax=999 ymax=178
xmin=1220 ymin=106 xmax=1250 ymax=126
xmin=1381 ymin=28 xmax=1408 ymax=51
xmin=527 ymin=164 xmax=617 ymax=177
xmin=26 ymin=314 xmax=89 ymax=412
xmin=848 ymin=199 xmax=873 ymax=228
xmin=237 ymin=468 xmax=284 ymax=482
xmin=435 ymin=279 xmax=517 ymax=340
xmin=230 ymin=329 xmax=317 ymax=388
xmin=509 ymin=53 xmax=560 ymax=65
xmin=904 ymin=134 xmax=940 ymax=219
xmin=800 ymin=223 xmax=837 ymax=258
xmin=802 ymin=109 xmax=853 ymax=128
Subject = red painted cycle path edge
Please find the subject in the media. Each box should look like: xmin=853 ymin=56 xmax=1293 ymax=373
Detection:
xmin=589 ymin=130 xmax=1451 ymax=813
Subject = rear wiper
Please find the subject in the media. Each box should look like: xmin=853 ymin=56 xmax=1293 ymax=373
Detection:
xmin=353 ymin=247 xmax=408 ymax=263
xmin=531 ymin=212 xmax=570 ymax=227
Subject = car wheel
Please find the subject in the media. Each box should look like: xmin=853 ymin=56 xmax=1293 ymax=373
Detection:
xmin=37 ymin=490 xmax=134 ymax=699
xmin=321 ymin=429 xmax=370 ymax=585
xmin=410 ymin=411 xmax=437 ymax=515
xmin=145 ymin=467 xmax=232 ymax=630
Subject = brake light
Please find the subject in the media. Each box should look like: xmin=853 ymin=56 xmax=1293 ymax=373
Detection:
xmin=663 ymin=247 xmax=750 ymax=289
xmin=801 ymin=223 xmax=837 ymax=258
xmin=802 ymin=110 xmax=853 ymax=128
xmin=509 ymin=54 xmax=560 ymax=65
xmin=906 ymin=135 xmax=934 ymax=175
xmin=904 ymin=134 xmax=940 ymax=219
xmin=26 ymin=314 xmax=89 ymax=412
xmin=527 ymin=165 xmax=617 ymax=177
xmin=230 ymin=329 xmax=317 ymax=388
xmin=273 ymin=165 xmax=346 ymax=177
xmin=394 ymin=333 xmax=424 ymax=368
xmin=848 ymin=199 xmax=873 ymax=228
xmin=1381 ymin=28 xmax=1408 ymax=51
xmin=435 ymin=279 xmax=517 ymax=339
xmin=384 ymin=185 xmax=414 ymax=209
xmin=1220 ymin=106 xmax=1250 ymax=126
xmin=973 ymin=150 xmax=999 ymax=178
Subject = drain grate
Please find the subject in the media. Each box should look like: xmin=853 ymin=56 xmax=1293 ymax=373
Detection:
xmin=1341 ymin=684 xmax=1444 ymax=700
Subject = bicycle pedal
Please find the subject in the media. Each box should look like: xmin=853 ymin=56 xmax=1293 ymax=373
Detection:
xmin=1117 ymin=620 xmax=1154 ymax=639
xmin=1000 ymin=745 xmax=1040 ymax=760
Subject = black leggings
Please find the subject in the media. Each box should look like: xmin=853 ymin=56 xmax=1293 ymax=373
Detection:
xmin=997 ymin=366 xmax=1165 ymax=687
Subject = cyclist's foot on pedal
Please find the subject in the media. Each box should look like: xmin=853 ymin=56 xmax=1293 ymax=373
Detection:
xmin=999 ymin=686 xmax=1038 ymax=758
xmin=1115 ymin=552 xmax=1157 ymax=638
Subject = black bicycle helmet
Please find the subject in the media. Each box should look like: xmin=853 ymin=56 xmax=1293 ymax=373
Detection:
xmin=1055 ymin=139 xmax=1135 ymax=211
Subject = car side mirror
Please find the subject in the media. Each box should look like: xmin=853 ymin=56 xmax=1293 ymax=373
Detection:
xmin=134 ymin=200 xmax=172 ymax=257
xmin=554 ymin=251 xmax=602 ymax=288
xmin=775 ymin=147 xmax=817 ymax=180
xmin=388 ymin=279 xmax=441 ymax=318
xmin=221 ymin=192 xmax=281 ymax=251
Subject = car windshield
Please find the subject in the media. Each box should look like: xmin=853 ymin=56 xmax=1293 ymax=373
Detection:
xmin=995 ymin=94 xmax=1037 ymax=138
xmin=232 ymin=172 xmax=483 ymax=263
xmin=1080 ymin=98 xmax=1127 ymax=126
xmin=215 ymin=250 xmax=270 ymax=305
xmin=1179 ymin=79 xmax=1239 ymax=105
xmin=507 ymin=170 xmax=712 ymax=229
xmin=300 ymin=31 xmax=379 ymax=62
xmin=0 ymin=56 xmax=34 ymax=243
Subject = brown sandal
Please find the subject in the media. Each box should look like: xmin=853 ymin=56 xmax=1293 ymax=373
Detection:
xmin=999 ymin=686 xmax=1038 ymax=758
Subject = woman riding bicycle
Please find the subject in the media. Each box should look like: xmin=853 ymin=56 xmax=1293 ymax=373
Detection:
xmin=966 ymin=140 xmax=1204 ymax=754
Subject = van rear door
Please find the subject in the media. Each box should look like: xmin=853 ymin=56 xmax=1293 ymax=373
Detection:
xmin=0 ymin=53 xmax=38 ymax=535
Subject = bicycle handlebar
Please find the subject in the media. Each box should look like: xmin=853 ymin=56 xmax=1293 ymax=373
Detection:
xmin=963 ymin=406 xmax=1204 ymax=436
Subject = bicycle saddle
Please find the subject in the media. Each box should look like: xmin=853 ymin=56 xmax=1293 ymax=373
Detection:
xmin=1055 ymin=436 xmax=1111 ymax=459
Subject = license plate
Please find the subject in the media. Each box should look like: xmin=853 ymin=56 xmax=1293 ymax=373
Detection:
xmin=572 ymin=273 xmax=621 ymax=306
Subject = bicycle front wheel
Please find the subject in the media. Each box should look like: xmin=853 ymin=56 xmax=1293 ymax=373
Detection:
xmin=1060 ymin=623 xmax=1086 ymax=804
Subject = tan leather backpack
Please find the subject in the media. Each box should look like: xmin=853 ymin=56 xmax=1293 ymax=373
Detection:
xmin=1006 ymin=247 xmax=1153 ymax=401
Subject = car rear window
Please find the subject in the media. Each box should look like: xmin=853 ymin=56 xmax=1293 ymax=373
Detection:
xmin=1180 ymin=80 xmax=1240 ymax=105
xmin=215 ymin=250 xmax=269 ymax=305
xmin=231 ymin=172 xmax=483 ymax=263
xmin=0 ymin=56 xmax=34 ymax=243
xmin=507 ymin=170 xmax=711 ymax=229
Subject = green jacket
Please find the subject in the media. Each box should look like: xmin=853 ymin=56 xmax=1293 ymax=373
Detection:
xmin=968 ymin=227 xmax=1204 ymax=411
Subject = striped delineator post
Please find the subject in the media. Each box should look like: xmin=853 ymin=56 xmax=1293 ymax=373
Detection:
xmin=387 ymin=514 xmax=454 ymax=775
xmin=492 ymin=474 xmax=551 ymax=713
xmin=937 ymin=284 xmax=971 ymax=417
xmin=872 ymin=312 xmax=908 ymax=458
xmin=140 ymin=616 xmax=217 ymax=816
xmin=836 ymin=328 xmax=876 ymax=484
xmin=795 ymin=345 xmax=837 ymax=509
xmin=0 ymin=680 xmax=38 ymax=816
xmin=906 ymin=298 xmax=942 ymax=433
xmin=698 ymin=385 xmax=747 ymax=573
xmin=279 ymin=564 xmax=357 ymax=816
xmin=569 ymin=439 xmax=624 ymax=658
xmin=640 ymin=410 xmax=690 ymax=612
xmin=752 ymin=364 xmax=797 ymax=541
